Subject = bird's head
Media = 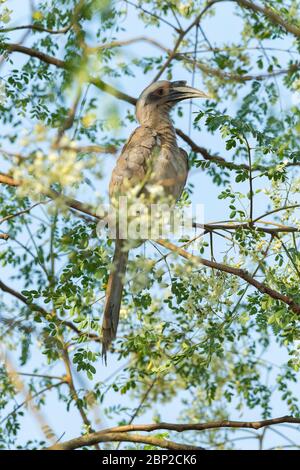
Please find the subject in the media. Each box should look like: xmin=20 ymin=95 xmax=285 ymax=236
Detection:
xmin=136 ymin=80 xmax=209 ymax=127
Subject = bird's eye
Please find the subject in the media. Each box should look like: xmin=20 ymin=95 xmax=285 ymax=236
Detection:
xmin=147 ymin=88 xmax=165 ymax=103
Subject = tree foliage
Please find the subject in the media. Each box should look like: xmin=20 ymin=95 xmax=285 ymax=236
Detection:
xmin=1 ymin=0 xmax=300 ymax=450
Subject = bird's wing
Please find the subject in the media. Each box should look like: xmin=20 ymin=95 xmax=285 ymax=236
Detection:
xmin=177 ymin=147 xmax=189 ymax=198
xmin=109 ymin=126 xmax=160 ymax=199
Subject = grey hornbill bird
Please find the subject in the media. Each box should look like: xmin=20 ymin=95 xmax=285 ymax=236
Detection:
xmin=102 ymin=80 xmax=208 ymax=359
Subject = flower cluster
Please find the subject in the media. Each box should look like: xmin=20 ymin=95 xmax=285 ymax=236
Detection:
xmin=13 ymin=128 xmax=87 ymax=198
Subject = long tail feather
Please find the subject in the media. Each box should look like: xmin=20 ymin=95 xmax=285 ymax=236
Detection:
xmin=102 ymin=240 xmax=128 ymax=362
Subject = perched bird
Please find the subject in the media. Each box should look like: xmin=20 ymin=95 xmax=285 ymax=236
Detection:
xmin=102 ymin=80 xmax=208 ymax=359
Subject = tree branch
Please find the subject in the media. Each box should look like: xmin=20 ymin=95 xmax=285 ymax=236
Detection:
xmin=88 ymin=77 xmax=136 ymax=105
xmin=0 ymin=43 xmax=137 ymax=105
xmin=47 ymin=432 xmax=203 ymax=451
xmin=1 ymin=42 xmax=66 ymax=67
xmin=0 ymin=380 xmax=66 ymax=425
xmin=0 ymin=278 xmax=101 ymax=341
xmin=176 ymin=128 xmax=257 ymax=171
xmin=80 ymin=30 xmax=300 ymax=86
xmin=177 ymin=54 xmax=300 ymax=83
xmin=60 ymin=144 xmax=117 ymax=154
xmin=0 ymin=202 xmax=46 ymax=225
xmin=47 ymin=414 xmax=300 ymax=450
xmin=235 ymin=0 xmax=300 ymax=38
xmin=0 ymin=172 xmax=19 ymax=186
xmin=176 ymin=129 xmax=300 ymax=172
xmin=60 ymin=348 xmax=100 ymax=450
xmin=152 ymin=0 xmax=221 ymax=82
xmin=156 ymin=239 xmax=300 ymax=315
xmin=0 ymin=23 xmax=72 ymax=35
xmin=0 ymin=233 xmax=9 ymax=240
xmin=124 ymin=0 xmax=180 ymax=33
xmin=79 ymin=414 xmax=300 ymax=433
xmin=92 ymin=36 xmax=170 ymax=54
xmin=0 ymin=173 xmax=99 ymax=219
xmin=203 ymin=221 xmax=299 ymax=234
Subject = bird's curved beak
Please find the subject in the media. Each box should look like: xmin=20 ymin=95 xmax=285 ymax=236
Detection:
xmin=168 ymin=81 xmax=210 ymax=102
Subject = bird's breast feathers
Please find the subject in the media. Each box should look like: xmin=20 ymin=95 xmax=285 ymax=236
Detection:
xmin=109 ymin=126 xmax=188 ymax=201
